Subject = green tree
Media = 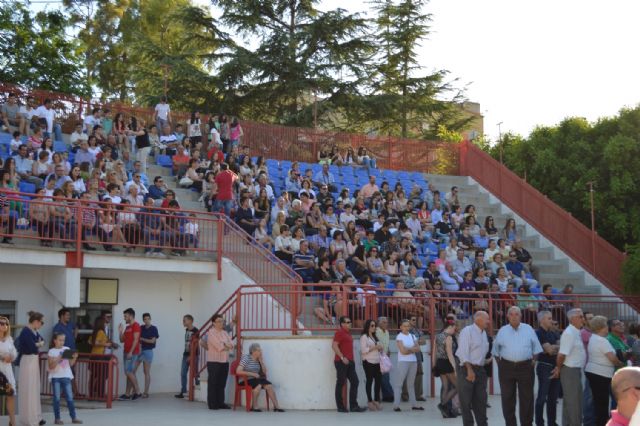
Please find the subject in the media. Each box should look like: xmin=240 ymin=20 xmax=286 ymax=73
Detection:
xmin=0 ymin=1 xmax=88 ymax=95
xmin=363 ymin=0 xmax=469 ymax=139
xmin=210 ymin=0 xmax=372 ymax=124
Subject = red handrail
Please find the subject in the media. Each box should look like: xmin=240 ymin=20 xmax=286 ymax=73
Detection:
xmin=459 ymin=141 xmax=626 ymax=293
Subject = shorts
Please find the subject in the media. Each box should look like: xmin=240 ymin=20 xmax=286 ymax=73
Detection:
xmin=432 ymin=358 xmax=455 ymax=377
xmin=246 ymin=378 xmax=272 ymax=389
xmin=124 ymin=354 xmax=140 ymax=373
xmin=139 ymin=349 xmax=154 ymax=364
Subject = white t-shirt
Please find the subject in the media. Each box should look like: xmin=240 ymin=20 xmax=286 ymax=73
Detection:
xmin=34 ymin=105 xmax=55 ymax=133
xmin=396 ymin=333 xmax=417 ymax=362
xmin=585 ymin=334 xmax=616 ymax=378
xmin=84 ymin=115 xmax=101 ymax=132
xmin=559 ymin=324 xmax=587 ymax=368
xmin=48 ymin=347 xmax=74 ymax=380
xmin=155 ymin=103 xmax=170 ymax=120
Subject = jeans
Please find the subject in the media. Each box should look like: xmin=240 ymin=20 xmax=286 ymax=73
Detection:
xmin=583 ymin=374 xmax=595 ymax=426
xmin=381 ymin=372 xmax=393 ymax=399
xmin=334 ymin=360 xmax=359 ymax=410
xmin=45 ymin=123 xmax=63 ymax=142
xmin=52 ymin=377 xmax=77 ymax=420
xmin=535 ymin=362 xmax=560 ymax=426
xmin=214 ymin=199 xmax=234 ymax=217
xmin=435 ymin=231 xmax=450 ymax=245
xmin=180 ymin=354 xmax=189 ymax=394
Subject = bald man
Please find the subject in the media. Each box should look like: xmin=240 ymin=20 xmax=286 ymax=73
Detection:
xmin=608 ymin=367 xmax=640 ymax=426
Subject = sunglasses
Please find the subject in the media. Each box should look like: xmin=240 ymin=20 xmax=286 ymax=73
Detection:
xmin=343 ymin=321 xmax=352 ymax=324
xmin=0 ymin=322 xmax=8 ymax=326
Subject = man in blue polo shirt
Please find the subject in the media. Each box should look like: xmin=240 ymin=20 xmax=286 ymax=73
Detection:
xmin=53 ymin=307 xmax=78 ymax=393
xmin=505 ymin=251 xmax=539 ymax=289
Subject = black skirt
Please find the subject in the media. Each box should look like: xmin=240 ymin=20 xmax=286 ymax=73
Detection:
xmin=246 ymin=378 xmax=272 ymax=389
xmin=433 ymin=358 xmax=455 ymax=377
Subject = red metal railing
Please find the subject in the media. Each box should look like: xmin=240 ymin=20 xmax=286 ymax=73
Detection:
xmin=459 ymin=141 xmax=626 ymax=293
xmin=0 ymin=189 xmax=300 ymax=284
xmin=188 ymin=284 xmax=640 ymax=400
xmin=39 ymin=353 xmax=119 ymax=409
xmin=0 ymin=81 xmax=459 ymax=173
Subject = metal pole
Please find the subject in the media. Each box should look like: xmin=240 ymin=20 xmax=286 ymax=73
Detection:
xmin=497 ymin=121 xmax=503 ymax=164
xmin=588 ymin=182 xmax=596 ymax=275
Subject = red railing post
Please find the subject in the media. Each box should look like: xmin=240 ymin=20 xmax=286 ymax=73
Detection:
xmin=429 ymin=296 xmax=436 ymax=398
xmin=106 ymin=357 xmax=114 ymax=408
xmin=235 ymin=288 xmax=243 ymax=358
xmin=291 ymin=285 xmax=299 ymax=336
xmin=188 ymin=337 xmax=198 ymax=401
xmin=217 ymin=218 xmax=223 ymax=280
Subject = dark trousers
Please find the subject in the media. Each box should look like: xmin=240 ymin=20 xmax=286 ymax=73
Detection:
xmin=498 ymin=359 xmax=535 ymax=426
xmin=381 ymin=372 xmax=393 ymax=400
xmin=535 ymin=362 xmax=560 ymax=426
xmin=585 ymin=372 xmax=612 ymax=426
xmin=458 ymin=365 xmax=488 ymax=426
xmin=334 ymin=360 xmax=359 ymax=410
xmin=362 ymin=360 xmax=381 ymax=402
xmin=207 ymin=361 xmax=229 ymax=409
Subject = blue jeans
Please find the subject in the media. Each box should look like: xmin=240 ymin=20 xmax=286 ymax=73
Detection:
xmin=45 ymin=123 xmax=63 ymax=143
xmin=214 ymin=199 xmax=234 ymax=217
xmin=535 ymin=362 xmax=560 ymax=426
xmin=180 ymin=353 xmax=199 ymax=394
xmin=52 ymin=377 xmax=77 ymax=420
xmin=381 ymin=372 xmax=393 ymax=399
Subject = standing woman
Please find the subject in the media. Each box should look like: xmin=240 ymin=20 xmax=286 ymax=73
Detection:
xmin=187 ymin=112 xmax=203 ymax=147
xmin=0 ymin=315 xmax=17 ymax=426
xmin=585 ymin=315 xmax=624 ymax=426
xmin=17 ymin=311 xmax=45 ymax=426
xmin=360 ymin=319 xmax=383 ymax=411
xmin=432 ymin=314 xmax=459 ymax=418
xmin=203 ymin=314 xmax=234 ymax=410
xmin=229 ymin=118 xmax=243 ymax=150
xmin=133 ymin=118 xmax=151 ymax=172
xmin=393 ymin=319 xmax=423 ymax=412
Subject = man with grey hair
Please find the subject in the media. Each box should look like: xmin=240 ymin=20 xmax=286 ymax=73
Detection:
xmin=608 ymin=367 xmax=640 ymax=426
xmin=551 ymin=308 xmax=586 ymax=426
xmin=535 ymin=310 xmax=561 ymax=426
xmin=492 ymin=306 xmax=542 ymax=426
xmin=456 ymin=310 xmax=491 ymax=426
xmin=375 ymin=316 xmax=394 ymax=402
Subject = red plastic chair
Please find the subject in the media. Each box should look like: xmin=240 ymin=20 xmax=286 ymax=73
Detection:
xmin=231 ymin=359 xmax=270 ymax=412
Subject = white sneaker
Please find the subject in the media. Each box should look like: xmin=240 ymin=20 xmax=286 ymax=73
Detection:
xmin=145 ymin=251 xmax=153 ymax=257
xmin=155 ymin=252 xmax=167 ymax=258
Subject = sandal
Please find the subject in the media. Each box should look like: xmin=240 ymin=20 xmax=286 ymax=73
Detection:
xmin=142 ymin=393 xmax=149 ymax=398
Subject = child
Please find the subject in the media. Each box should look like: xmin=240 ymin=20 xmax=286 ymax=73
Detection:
xmin=48 ymin=332 xmax=83 ymax=425
xmin=184 ymin=213 xmax=200 ymax=249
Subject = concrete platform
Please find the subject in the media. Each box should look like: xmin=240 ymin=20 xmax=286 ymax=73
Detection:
xmin=39 ymin=392 xmax=561 ymax=426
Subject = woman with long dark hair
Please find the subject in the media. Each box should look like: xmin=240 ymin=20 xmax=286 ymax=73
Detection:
xmin=432 ymin=313 xmax=459 ymax=418
xmin=360 ymin=319 xmax=383 ymax=411
xmin=187 ymin=111 xmax=202 ymax=146
xmin=89 ymin=316 xmax=112 ymax=399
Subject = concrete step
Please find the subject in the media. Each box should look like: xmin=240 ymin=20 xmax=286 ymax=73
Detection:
xmin=533 ymin=259 xmax=569 ymax=274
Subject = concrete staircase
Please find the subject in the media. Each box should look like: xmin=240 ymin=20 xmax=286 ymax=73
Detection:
xmin=424 ymin=174 xmax=598 ymax=294
xmin=147 ymin=162 xmax=203 ymax=211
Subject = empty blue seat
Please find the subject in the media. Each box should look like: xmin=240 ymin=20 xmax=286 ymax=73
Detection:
xmin=157 ymin=155 xmax=173 ymax=168
xmin=54 ymin=140 xmax=68 ymax=152
xmin=19 ymin=181 xmax=36 ymax=194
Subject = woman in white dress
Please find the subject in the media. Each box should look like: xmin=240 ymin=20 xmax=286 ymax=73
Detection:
xmin=0 ymin=315 xmax=17 ymax=426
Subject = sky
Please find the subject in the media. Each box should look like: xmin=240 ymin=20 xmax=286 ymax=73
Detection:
xmin=317 ymin=0 xmax=640 ymax=141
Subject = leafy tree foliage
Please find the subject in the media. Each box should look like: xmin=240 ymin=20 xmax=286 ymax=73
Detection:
xmin=0 ymin=1 xmax=88 ymax=95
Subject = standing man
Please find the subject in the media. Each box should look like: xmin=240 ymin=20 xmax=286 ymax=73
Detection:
xmin=535 ymin=310 xmax=561 ymax=426
xmin=118 ymin=308 xmax=142 ymax=400
xmin=456 ymin=310 xmax=491 ymax=426
xmin=153 ymin=96 xmax=172 ymax=132
xmin=375 ymin=316 xmax=394 ymax=402
xmin=492 ymin=306 xmax=542 ymax=426
xmin=332 ymin=316 xmax=366 ymax=413
xmin=134 ymin=313 xmax=159 ymax=398
xmin=213 ymin=163 xmax=238 ymax=217
xmin=551 ymin=308 xmax=586 ymax=426
xmin=608 ymin=367 xmax=640 ymax=426
xmin=402 ymin=316 xmax=426 ymax=402
xmin=53 ymin=308 xmax=79 ymax=394
xmin=175 ymin=314 xmax=198 ymax=399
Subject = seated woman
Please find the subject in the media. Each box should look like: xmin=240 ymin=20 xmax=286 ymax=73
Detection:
xmin=236 ymin=343 xmax=285 ymax=412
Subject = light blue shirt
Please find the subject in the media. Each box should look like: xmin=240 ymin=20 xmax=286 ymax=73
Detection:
xmin=492 ymin=322 xmax=543 ymax=362
xmin=314 ymin=171 xmax=335 ymax=185
xmin=456 ymin=323 xmax=489 ymax=366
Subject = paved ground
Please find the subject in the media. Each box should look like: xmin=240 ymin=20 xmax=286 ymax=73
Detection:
xmin=38 ymin=393 xmax=558 ymax=425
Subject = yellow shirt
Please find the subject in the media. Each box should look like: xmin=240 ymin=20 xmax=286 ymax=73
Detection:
xmin=90 ymin=330 xmax=108 ymax=355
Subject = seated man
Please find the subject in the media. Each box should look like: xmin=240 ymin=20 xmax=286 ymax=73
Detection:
xmin=1 ymin=93 xmax=22 ymax=131
xmin=13 ymin=144 xmax=43 ymax=189
xmin=148 ymin=176 xmax=167 ymax=201
xmin=313 ymin=163 xmax=337 ymax=193
xmin=236 ymin=343 xmax=285 ymax=412
xmin=69 ymin=123 xmax=88 ymax=151
xmin=505 ymin=251 xmax=538 ymax=288
xmin=140 ymin=197 xmax=170 ymax=258
xmin=0 ymin=182 xmax=17 ymax=244
xmin=292 ymin=240 xmax=315 ymax=283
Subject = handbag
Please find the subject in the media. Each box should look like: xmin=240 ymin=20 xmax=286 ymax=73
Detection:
xmin=380 ymin=351 xmax=392 ymax=373
xmin=179 ymin=176 xmax=194 ymax=187
xmin=0 ymin=371 xmax=14 ymax=396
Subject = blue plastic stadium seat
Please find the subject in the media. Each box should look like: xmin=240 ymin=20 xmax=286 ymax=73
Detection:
xmin=53 ymin=140 xmax=68 ymax=153
xmin=157 ymin=155 xmax=173 ymax=168
xmin=19 ymin=181 xmax=36 ymax=194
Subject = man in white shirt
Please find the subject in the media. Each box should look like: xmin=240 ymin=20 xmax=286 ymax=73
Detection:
xmin=18 ymin=96 xmax=37 ymax=136
xmin=253 ymin=174 xmax=274 ymax=202
xmin=440 ymin=262 xmax=463 ymax=291
xmin=69 ymin=123 xmax=88 ymax=149
xmin=154 ymin=96 xmax=172 ymax=131
xmin=492 ymin=306 xmax=543 ymax=426
xmin=83 ymin=107 xmax=102 ymax=133
xmin=456 ymin=311 xmax=491 ymax=426
xmin=34 ymin=98 xmax=63 ymax=142
xmin=159 ymin=124 xmax=178 ymax=155
xmin=270 ymin=196 xmax=288 ymax=225
xmin=551 ymin=308 xmax=586 ymax=426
